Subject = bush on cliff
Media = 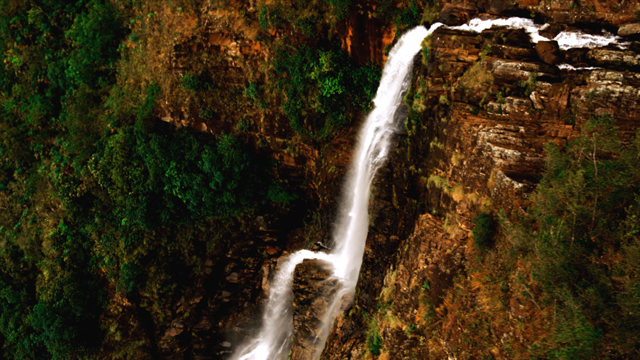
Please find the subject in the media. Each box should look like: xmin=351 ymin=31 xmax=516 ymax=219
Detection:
xmin=513 ymin=114 xmax=640 ymax=358
xmin=275 ymin=45 xmax=380 ymax=140
xmin=0 ymin=1 xmax=297 ymax=357
xmin=472 ymin=212 xmax=495 ymax=252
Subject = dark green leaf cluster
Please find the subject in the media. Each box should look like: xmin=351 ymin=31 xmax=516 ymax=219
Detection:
xmin=28 ymin=222 xmax=104 ymax=360
xmin=324 ymin=0 xmax=353 ymax=20
xmin=0 ymin=1 xmax=297 ymax=358
xmin=275 ymin=46 xmax=380 ymax=140
xmin=0 ymin=1 xmax=128 ymax=358
xmin=83 ymin=122 xmax=270 ymax=230
xmin=376 ymin=0 xmax=427 ymax=29
xmin=472 ymin=212 xmax=495 ymax=252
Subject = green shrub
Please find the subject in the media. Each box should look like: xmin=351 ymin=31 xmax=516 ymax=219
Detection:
xmin=366 ymin=324 xmax=383 ymax=355
xmin=181 ymin=72 xmax=214 ymax=92
xmin=64 ymin=0 xmax=126 ymax=88
xmin=510 ymin=114 xmax=640 ymax=357
xmin=275 ymin=46 xmax=380 ymax=140
xmin=324 ymin=0 xmax=352 ymax=20
xmin=394 ymin=0 xmax=422 ymax=28
xmin=472 ymin=212 xmax=495 ymax=252
xmin=182 ymin=72 xmax=202 ymax=92
xmin=550 ymin=311 xmax=603 ymax=359
xmin=29 ymin=222 xmax=105 ymax=359
xmin=258 ymin=6 xmax=269 ymax=29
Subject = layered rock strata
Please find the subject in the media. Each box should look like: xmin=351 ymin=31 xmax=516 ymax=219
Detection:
xmin=319 ymin=7 xmax=640 ymax=360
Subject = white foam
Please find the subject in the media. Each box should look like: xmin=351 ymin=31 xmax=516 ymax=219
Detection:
xmin=557 ymin=63 xmax=602 ymax=71
xmin=233 ymin=250 xmax=337 ymax=360
xmin=448 ymin=16 xmax=628 ymax=52
xmin=554 ymin=31 xmax=624 ymax=50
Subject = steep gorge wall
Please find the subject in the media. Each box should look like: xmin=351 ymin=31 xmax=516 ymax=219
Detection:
xmin=317 ymin=2 xmax=640 ymax=359
xmin=109 ymin=1 xmax=640 ymax=358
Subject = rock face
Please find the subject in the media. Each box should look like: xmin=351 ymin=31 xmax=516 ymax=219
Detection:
xmin=535 ymin=40 xmax=562 ymax=65
xmin=619 ymin=22 xmax=640 ymax=36
xmin=146 ymin=1 xmax=640 ymax=358
xmin=291 ymin=259 xmax=341 ymax=359
xmin=318 ymin=3 xmax=640 ymax=359
xmin=322 ymin=215 xmax=463 ymax=359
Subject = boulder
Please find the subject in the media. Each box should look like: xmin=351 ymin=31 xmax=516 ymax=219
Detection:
xmin=225 ymin=272 xmax=239 ymax=283
xmin=539 ymin=24 xmax=564 ymax=40
xmin=530 ymin=91 xmax=544 ymax=110
xmin=618 ymin=23 xmax=640 ymax=37
xmin=290 ymin=259 xmax=341 ymax=360
xmin=535 ymin=40 xmax=562 ymax=65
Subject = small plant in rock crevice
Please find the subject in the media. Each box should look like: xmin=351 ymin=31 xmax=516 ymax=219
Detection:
xmin=472 ymin=212 xmax=495 ymax=252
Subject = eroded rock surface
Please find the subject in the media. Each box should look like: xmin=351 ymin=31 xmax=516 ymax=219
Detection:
xmin=291 ymin=259 xmax=342 ymax=359
xmin=318 ymin=3 xmax=640 ymax=359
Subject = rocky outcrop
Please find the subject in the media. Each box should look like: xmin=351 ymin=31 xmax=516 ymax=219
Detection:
xmin=440 ymin=0 xmax=640 ymax=27
xmin=535 ymin=40 xmax=562 ymax=65
xmin=291 ymin=259 xmax=341 ymax=359
xmin=322 ymin=214 xmax=465 ymax=359
xmin=319 ymin=3 xmax=640 ymax=359
xmin=144 ymin=1 xmax=640 ymax=358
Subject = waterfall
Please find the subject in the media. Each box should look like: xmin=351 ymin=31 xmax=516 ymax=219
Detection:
xmin=233 ymin=251 xmax=336 ymax=360
xmin=232 ymin=17 xmax=625 ymax=360
xmin=232 ymin=24 xmax=437 ymax=360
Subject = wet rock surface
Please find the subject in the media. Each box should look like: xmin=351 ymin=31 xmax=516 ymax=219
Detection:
xmin=291 ymin=259 xmax=342 ymax=360
xmin=535 ymin=40 xmax=562 ymax=64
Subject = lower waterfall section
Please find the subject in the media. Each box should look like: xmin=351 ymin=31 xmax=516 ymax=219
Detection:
xmin=233 ymin=251 xmax=337 ymax=360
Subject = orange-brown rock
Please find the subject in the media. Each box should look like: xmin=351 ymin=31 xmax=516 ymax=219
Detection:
xmin=320 ymin=5 xmax=640 ymax=359
xmin=535 ymin=40 xmax=562 ymax=65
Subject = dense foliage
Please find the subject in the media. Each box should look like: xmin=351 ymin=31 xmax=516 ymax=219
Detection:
xmin=0 ymin=1 xmax=294 ymax=358
xmin=275 ymin=46 xmax=380 ymax=140
xmin=472 ymin=212 xmax=494 ymax=252
xmin=509 ymin=115 xmax=640 ymax=358
xmin=3 ymin=0 xmax=638 ymax=359
xmin=0 ymin=1 xmax=127 ymax=357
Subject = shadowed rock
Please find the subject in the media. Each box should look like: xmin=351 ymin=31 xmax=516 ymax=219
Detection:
xmin=291 ymin=259 xmax=341 ymax=360
xmin=536 ymin=40 xmax=562 ymax=64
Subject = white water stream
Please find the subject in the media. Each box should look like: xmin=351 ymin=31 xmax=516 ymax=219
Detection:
xmin=232 ymin=17 xmax=627 ymax=360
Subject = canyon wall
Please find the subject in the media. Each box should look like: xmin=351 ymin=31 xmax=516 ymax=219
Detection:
xmin=316 ymin=1 xmax=640 ymax=359
xmin=107 ymin=1 xmax=640 ymax=358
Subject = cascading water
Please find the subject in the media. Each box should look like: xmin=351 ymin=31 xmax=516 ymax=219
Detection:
xmin=233 ymin=250 xmax=335 ymax=360
xmin=232 ymin=17 xmax=625 ymax=360
xmin=233 ymin=25 xmax=437 ymax=360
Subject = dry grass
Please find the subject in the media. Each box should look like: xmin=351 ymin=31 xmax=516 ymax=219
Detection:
xmin=444 ymin=212 xmax=465 ymax=238
xmin=450 ymin=184 xmax=465 ymax=202
xmin=421 ymin=3 xmax=440 ymax=24
xmin=117 ymin=3 xmax=201 ymax=117
xmin=381 ymin=308 xmax=403 ymax=330
xmin=429 ymin=138 xmax=444 ymax=150
xmin=448 ymin=182 xmax=485 ymax=208
xmin=451 ymin=151 xmax=464 ymax=167
xmin=381 ymin=270 xmax=397 ymax=304
xmin=457 ymin=61 xmax=493 ymax=93
xmin=427 ymin=174 xmax=450 ymax=191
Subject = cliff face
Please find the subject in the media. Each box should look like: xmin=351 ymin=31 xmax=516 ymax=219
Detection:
xmin=315 ymin=2 xmax=640 ymax=359
xmin=77 ymin=1 xmax=640 ymax=358
xmin=178 ymin=1 xmax=640 ymax=358
xmin=4 ymin=0 xmax=640 ymax=359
